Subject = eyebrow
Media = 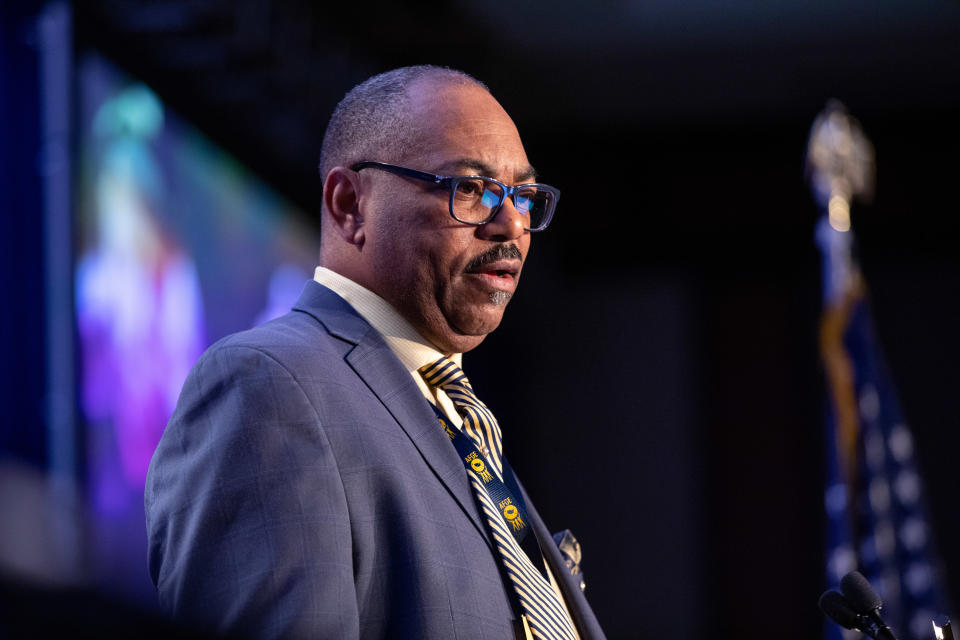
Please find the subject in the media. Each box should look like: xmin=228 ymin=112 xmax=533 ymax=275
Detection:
xmin=436 ymin=158 xmax=539 ymax=184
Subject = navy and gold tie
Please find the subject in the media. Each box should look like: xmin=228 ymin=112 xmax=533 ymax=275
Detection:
xmin=420 ymin=357 xmax=578 ymax=640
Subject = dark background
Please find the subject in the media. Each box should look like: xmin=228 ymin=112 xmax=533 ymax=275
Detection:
xmin=4 ymin=1 xmax=960 ymax=638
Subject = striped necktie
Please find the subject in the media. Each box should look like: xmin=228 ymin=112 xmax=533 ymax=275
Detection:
xmin=420 ymin=357 xmax=579 ymax=640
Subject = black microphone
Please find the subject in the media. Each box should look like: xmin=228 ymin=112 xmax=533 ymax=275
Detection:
xmin=840 ymin=571 xmax=899 ymax=640
xmin=820 ymin=589 xmax=868 ymax=632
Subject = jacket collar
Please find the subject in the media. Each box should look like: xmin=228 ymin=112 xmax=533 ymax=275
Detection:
xmin=519 ymin=481 xmax=607 ymax=640
xmin=292 ymin=280 xmax=493 ymax=551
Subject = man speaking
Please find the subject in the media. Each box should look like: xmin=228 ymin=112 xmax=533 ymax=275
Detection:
xmin=145 ymin=65 xmax=605 ymax=640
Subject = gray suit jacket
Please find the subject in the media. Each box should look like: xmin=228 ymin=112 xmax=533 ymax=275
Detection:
xmin=145 ymin=281 xmax=605 ymax=639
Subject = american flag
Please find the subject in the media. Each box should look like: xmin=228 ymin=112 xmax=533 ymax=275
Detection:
xmin=818 ymin=217 xmax=951 ymax=640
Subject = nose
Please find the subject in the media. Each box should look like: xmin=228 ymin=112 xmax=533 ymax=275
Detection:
xmin=477 ymin=195 xmax=526 ymax=241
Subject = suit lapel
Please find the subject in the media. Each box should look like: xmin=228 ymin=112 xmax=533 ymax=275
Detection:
xmin=292 ymin=281 xmax=494 ymax=551
xmin=520 ymin=482 xmax=607 ymax=640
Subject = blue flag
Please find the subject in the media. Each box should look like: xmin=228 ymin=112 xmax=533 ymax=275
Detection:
xmin=818 ymin=217 xmax=951 ymax=640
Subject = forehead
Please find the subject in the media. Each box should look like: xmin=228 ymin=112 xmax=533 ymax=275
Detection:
xmin=402 ymin=81 xmax=533 ymax=183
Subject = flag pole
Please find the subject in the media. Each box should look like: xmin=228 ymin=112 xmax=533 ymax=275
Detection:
xmin=808 ymin=100 xmax=952 ymax=640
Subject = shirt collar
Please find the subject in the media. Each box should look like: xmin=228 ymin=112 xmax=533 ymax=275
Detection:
xmin=313 ymin=266 xmax=462 ymax=374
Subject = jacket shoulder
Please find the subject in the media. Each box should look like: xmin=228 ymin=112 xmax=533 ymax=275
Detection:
xmin=198 ymin=309 xmax=345 ymax=368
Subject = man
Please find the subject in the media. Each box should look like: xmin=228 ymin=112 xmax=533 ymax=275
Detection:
xmin=146 ymin=65 xmax=605 ymax=640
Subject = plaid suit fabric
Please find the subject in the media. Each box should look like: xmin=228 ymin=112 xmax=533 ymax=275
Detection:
xmin=146 ymin=281 xmax=606 ymax=639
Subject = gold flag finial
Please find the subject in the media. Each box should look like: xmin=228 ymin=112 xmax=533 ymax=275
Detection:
xmin=805 ymin=100 xmax=875 ymax=232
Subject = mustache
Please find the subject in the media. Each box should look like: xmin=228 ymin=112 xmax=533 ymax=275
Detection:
xmin=465 ymin=244 xmax=523 ymax=271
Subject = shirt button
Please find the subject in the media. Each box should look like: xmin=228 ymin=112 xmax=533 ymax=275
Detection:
xmin=481 ymin=445 xmax=490 ymax=458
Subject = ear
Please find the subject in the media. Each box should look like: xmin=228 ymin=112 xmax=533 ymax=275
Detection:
xmin=323 ymin=166 xmax=366 ymax=247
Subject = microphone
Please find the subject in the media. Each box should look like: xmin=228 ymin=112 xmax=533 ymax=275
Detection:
xmin=840 ymin=571 xmax=899 ymax=640
xmin=819 ymin=589 xmax=867 ymax=631
xmin=933 ymin=614 xmax=955 ymax=640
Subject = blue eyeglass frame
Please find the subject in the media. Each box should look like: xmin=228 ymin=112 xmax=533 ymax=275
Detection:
xmin=350 ymin=161 xmax=559 ymax=232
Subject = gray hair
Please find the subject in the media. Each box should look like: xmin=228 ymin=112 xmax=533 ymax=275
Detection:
xmin=318 ymin=65 xmax=487 ymax=190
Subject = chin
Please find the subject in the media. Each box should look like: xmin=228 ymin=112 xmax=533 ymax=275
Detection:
xmin=447 ymin=333 xmax=489 ymax=355
xmin=432 ymin=319 xmax=500 ymax=355
xmin=489 ymin=290 xmax=512 ymax=306
xmin=427 ymin=299 xmax=510 ymax=353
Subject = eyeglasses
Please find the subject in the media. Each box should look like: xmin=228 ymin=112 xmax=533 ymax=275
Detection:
xmin=351 ymin=161 xmax=559 ymax=232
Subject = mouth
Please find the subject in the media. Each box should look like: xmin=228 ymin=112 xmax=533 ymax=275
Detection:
xmin=463 ymin=243 xmax=524 ymax=295
xmin=468 ymin=259 xmax=520 ymax=278
xmin=465 ymin=259 xmax=521 ymax=291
